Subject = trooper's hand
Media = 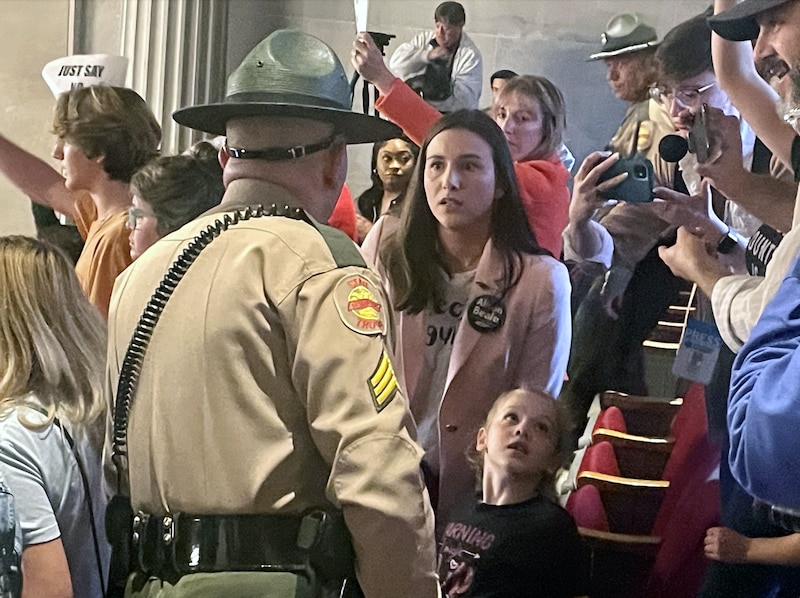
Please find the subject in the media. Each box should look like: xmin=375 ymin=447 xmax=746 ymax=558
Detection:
xmin=352 ymin=33 xmax=396 ymax=93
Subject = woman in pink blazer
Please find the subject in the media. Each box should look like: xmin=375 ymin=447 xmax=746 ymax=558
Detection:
xmin=362 ymin=110 xmax=571 ymax=527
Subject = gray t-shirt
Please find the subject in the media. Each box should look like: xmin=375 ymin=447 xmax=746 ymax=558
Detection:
xmin=0 ymin=397 xmax=109 ymax=598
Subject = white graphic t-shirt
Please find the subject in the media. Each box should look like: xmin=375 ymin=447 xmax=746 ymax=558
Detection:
xmin=412 ymin=269 xmax=475 ymax=477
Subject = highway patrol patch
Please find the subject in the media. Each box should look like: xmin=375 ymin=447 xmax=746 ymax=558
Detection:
xmin=334 ymin=274 xmax=386 ymax=335
xmin=368 ymin=350 xmax=398 ymax=412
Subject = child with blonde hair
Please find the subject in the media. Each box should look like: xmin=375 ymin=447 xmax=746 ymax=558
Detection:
xmin=438 ymin=389 xmax=589 ymax=597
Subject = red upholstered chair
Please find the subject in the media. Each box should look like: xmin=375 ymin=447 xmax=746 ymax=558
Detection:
xmin=592 ymin=405 xmax=627 ymax=434
xmin=599 ymin=390 xmax=683 ymax=438
xmin=589 ymin=405 xmax=675 ymax=480
xmin=576 ymin=471 xmax=669 ymax=536
xmin=592 ymin=429 xmax=675 ymax=480
xmin=567 ymin=484 xmax=661 ymax=598
xmin=578 ymin=440 xmax=620 ymax=478
xmin=566 ymin=482 xmax=610 ymax=531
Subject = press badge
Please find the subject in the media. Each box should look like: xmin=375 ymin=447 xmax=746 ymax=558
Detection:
xmin=672 ymin=318 xmax=722 ymax=384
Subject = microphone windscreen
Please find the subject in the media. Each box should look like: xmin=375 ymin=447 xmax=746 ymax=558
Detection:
xmin=659 ymin=134 xmax=688 ymax=163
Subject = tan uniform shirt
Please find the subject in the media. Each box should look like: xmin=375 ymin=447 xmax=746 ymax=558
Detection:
xmin=105 ymin=182 xmax=439 ymax=598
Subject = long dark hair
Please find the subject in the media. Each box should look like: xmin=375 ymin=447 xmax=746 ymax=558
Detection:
xmin=380 ymin=110 xmax=547 ymax=314
xmin=356 ymin=136 xmax=419 ymax=222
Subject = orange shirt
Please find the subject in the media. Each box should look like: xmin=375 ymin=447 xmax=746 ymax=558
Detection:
xmin=72 ymin=192 xmax=132 ymax=318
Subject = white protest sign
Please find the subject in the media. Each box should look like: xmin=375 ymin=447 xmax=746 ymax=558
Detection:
xmin=354 ymin=0 xmax=369 ymax=32
xmin=42 ymin=54 xmax=128 ymax=98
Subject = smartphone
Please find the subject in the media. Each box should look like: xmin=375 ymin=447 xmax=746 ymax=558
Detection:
xmin=597 ymin=155 xmax=655 ymax=203
xmin=688 ymin=104 xmax=710 ymax=163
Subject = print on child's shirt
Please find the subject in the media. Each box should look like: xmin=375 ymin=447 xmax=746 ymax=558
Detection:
xmin=438 ymin=520 xmax=495 ymax=597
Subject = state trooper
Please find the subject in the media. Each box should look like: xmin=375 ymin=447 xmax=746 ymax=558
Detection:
xmin=104 ymin=29 xmax=440 ymax=598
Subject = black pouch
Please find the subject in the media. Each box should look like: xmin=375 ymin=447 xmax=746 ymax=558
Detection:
xmin=105 ymin=495 xmax=134 ymax=598
xmin=302 ymin=511 xmax=362 ymax=598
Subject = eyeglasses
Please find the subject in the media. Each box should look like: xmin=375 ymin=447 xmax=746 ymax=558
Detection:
xmin=649 ymin=82 xmax=717 ymax=108
xmin=127 ymin=206 xmax=154 ymax=230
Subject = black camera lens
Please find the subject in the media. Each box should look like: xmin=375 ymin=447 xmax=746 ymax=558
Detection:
xmin=633 ymin=165 xmax=647 ymax=178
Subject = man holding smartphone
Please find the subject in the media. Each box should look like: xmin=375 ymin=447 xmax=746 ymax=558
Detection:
xmin=562 ymin=10 xmax=762 ymax=442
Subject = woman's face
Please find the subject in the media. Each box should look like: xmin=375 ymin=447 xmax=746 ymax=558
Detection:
xmin=376 ymin=138 xmax=416 ymax=193
xmin=127 ymin=196 xmax=161 ymax=261
xmin=495 ymin=91 xmax=545 ymax=162
xmin=53 ymin=138 xmax=105 ymax=192
xmin=476 ymin=392 xmax=560 ymax=482
xmin=424 ymin=128 xmax=498 ymax=236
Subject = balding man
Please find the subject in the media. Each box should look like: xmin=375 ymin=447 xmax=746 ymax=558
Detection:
xmin=104 ymin=30 xmax=439 ymax=598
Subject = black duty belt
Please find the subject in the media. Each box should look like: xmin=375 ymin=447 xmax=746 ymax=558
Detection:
xmin=132 ymin=510 xmax=349 ymax=585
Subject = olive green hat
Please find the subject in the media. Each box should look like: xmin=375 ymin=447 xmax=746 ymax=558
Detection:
xmin=173 ymin=29 xmax=400 ymax=144
xmin=589 ymin=13 xmax=659 ymax=60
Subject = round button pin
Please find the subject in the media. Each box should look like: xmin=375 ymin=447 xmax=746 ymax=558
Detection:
xmin=467 ymin=295 xmax=506 ymax=332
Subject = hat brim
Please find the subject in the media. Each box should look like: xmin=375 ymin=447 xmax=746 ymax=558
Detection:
xmin=589 ymin=40 xmax=659 ymax=61
xmin=173 ymin=102 xmax=402 ymax=144
xmin=707 ymin=0 xmax=790 ymax=41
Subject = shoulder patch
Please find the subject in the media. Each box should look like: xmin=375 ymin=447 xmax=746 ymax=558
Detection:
xmin=368 ymin=350 xmax=398 ymax=412
xmin=637 ymin=120 xmax=654 ymax=152
xmin=334 ymin=274 xmax=387 ymax=335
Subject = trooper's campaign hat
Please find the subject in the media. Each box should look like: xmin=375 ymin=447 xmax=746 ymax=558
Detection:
xmin=174 ymin=30 xmax=400 ymax=144
xmin=589 ymin=13 xmax=659 ymax=60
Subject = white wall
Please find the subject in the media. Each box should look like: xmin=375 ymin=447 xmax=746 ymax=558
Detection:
xmin=0 ymin=0 xmax=71 ymax=236
xmin=0 ymin=0 xmax=714 ymax=237
xmin=227 ymin=0 xmax=710 ymax=197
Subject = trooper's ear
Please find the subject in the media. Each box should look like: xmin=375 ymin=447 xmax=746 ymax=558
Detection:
xmin=218 ymin=143 xmax=230 ymax=169
xmin=321 ymin=139 xmax=347 ymax=189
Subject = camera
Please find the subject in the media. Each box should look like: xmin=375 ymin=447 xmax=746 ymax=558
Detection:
xmin=597 ymin=155 xmax=655 ymax=203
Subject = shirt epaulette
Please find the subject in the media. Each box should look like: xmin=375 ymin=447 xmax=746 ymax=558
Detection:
xmin=314 ymin=223 xmax=367 ymax=268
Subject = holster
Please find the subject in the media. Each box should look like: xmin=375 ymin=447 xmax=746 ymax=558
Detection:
xmin=105 ymin=495 xmax=135 ymax=598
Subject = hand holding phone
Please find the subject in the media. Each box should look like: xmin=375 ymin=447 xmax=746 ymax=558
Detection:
xmin=597 ymin=155 xmax=655 ymax=203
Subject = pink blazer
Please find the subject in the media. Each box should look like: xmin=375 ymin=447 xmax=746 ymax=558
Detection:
xmin=362 ymin=217 xmax=571 ymax=521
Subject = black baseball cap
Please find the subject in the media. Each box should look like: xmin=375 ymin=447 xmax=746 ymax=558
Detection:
xmin=707 ymin=0 xmax=793 ymax=41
